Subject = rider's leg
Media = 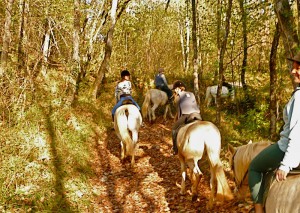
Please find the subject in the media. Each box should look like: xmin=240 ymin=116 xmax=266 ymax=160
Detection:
xmin=171 ymin=116 xmax=187 ymax=155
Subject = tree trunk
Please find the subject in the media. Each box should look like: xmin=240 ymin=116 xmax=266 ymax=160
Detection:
xmin=179 ymin=22 xmax=187 ymax=71
xmin=274 ymin=0 xmax=299 ymax=59
xmin=185 ymin=5 xmax=190 ymax=74
xmin=17 ymin=0 xmax=26 ymax=73
xmin=239 ymin=0 xmax=248 ymax=92
xmin=41 ymin=19 xmax=51 ymax=77
xmin=216 ymin=0 xmax=232 ymax=125
xmin=297 ymin=0 xmax=300 ymax=38
xmin=269 ymin=22 xmax=280 ymax=140
xmin=72 ymin=0 xmax=82 ymax=105
xmin=91 ymin=0 xmax=118 ymax=99
xmin=0 ymin=0 xmax=14 ymax=76
xmin=215 ymin=0 xmax=222 ymax=84
xmin=191 ymin=0 xmax=200 ymax=106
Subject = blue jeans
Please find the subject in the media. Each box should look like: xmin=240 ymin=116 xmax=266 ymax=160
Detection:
xmin=111 ymin=96 xmax=140 ymax=117
xmin=156 ymin=85 xmax=173 ymax=99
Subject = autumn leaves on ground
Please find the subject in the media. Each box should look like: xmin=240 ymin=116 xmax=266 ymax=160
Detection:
xmin=89 ymin=116 xmax=253 ymax=213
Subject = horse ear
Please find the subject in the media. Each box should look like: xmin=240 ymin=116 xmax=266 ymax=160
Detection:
xmin=248 ymin=140 xmax=253 ymax=144
xmin=228 ymin=144 xmax=236 ymax=154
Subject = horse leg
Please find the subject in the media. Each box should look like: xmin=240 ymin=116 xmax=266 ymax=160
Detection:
xmin=168 ymin=104 xmax=174 ymax=118
xmin=130 ymin=131 xmax=138 ymax=167
xmin=179 ymin=157 xmax=187 ymax=195
xmin=188 ymin=160 xmax=202 ymax=202
xmin=207 ymin=95 xmax=212 ymax=107
xmin=120 ymin=141 xmax=125 ymax=162
xmin=163 ymin=104 xmax=169 ymax=120
xmin=206 ymin=165 xmax=217 ymax=210
xmin=151 ymin=103 xmax=159 ymax=121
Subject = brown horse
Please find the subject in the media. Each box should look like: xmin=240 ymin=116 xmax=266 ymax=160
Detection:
xmin=227 ymin=141 xmax=300 ymax=212
xmin=114 ymin=104 xmax=142 ymax=166
xmin=177 ymin=120 xmax=233 ymax=209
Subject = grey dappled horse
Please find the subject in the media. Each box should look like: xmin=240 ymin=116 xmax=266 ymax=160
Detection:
xmin=141 ymin=89 xmax=173 ymax=122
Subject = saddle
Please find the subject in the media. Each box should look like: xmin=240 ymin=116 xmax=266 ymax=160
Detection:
xmin=121 ymin=99 xmax=133 ymax=105
xmin=175 ymin=113 xmax=202 ymax=136
xmin=184 ymin=113 xmax=202 ymax=124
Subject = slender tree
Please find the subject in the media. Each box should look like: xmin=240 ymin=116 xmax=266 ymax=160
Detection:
xmin=191 ymin=0 xmax=200 ymax=105
xmin=216 ymin=0 xmax=232 ymax=125
xmin=274 ymin=0 xmax=299 ymax=57
xmin=72 ymin=0 xmax=82 ymax=105
xmin=0 ymin=0 xmax=14 ymax=75
xmin=269 ymin=22 xmax=280 ymax=140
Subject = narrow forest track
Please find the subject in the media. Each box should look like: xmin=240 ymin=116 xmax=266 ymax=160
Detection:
xmin=89 ymin=117 xmax=253 ymax=213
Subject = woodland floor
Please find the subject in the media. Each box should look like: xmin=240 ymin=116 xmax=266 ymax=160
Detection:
xmin=89 ymin=117 xmax=253 ymax=213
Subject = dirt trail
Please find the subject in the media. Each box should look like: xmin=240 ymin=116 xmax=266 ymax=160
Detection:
xmin=90 ymin=118 xmax=252 ymax=212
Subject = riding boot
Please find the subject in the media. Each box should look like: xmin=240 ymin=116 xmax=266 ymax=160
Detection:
xmin=172 ymin=130 xmax=178 ymax=155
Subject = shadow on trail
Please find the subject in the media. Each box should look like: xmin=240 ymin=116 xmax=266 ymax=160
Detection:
xmin=93 ymin=125 xmax=159 ymax=212
xmin=42 ymin=106 xmax=73 ymax=212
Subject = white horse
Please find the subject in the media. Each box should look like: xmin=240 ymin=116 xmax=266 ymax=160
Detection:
xmin=114 ymin=104 xmax=142 ymax=166
xmin=141 ymin=89 xmax=173 ymax=122
xmin=177 ymin=120 xmax=233 ymax=209
xmin=205 ymin=85 xmax=235 ymax=107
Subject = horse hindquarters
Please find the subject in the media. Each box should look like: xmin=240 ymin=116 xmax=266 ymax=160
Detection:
xmin=265 ymin=175 xmax=300 ymax=213
xmin=115 ymin=105 xmax=139 ymax=166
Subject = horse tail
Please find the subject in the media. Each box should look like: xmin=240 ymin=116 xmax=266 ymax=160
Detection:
xmin=204 ymin=123 xmax=233 ymax=202
xmin=206 ymin=145 xmax=234 ymax=201
xmin=116 ymin=107 xmax=135 ymax=156
xmin=214 ymin=161 xmax=234 ymax=201
xmin=142 ymin=91 xmax=151 ymax=119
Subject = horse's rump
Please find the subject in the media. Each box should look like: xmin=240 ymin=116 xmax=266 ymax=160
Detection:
xmin=178 ymin=121 xmax=221 ymax=158
xmin=114 ymin=104 xmax=142 ymax=157
xmin=266 ymin=174 xmax=300 ymax=212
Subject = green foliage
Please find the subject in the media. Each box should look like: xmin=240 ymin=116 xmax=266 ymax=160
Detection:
xmin=238 ymin=103 xmax=269 ymax=136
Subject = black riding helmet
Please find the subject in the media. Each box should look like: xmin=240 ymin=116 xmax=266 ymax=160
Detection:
xmin=121 ymin=70 xmax=130 ymax=78
xmin=172 ymin=80 xmax=186 ymax=90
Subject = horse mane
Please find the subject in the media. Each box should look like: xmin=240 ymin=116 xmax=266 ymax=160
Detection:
xmin=233 ymin=141 xmax=272 ymax=187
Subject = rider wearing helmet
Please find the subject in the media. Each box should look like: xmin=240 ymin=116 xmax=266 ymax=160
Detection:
xmin=154 ymin=68 xmax=173 ymax=102
xmin=172 ymin=80 xmax=202 ymax=155
xmin=111 ymin=70 xmax=140 ymax=121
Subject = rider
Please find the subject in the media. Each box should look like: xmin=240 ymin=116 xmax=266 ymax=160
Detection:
xmin=248 ymin=51 xmax=300 ymax=213
xmin=171 ymin=80 xmax=202 ymax=155
xmin=222 ymin=76 xmax=233 ymax=93
xmin=111 ymin=70 xmax=140 ymax=121
xmin=154 ymin=68 xmax=173 ymax=102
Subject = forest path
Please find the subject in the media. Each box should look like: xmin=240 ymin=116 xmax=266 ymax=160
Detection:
xmin=89 ymin=118 xmax=252 ymax=212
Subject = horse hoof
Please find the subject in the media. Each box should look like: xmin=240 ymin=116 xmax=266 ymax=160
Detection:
xmin=192 ymin=195 xmax=198 ymax=202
